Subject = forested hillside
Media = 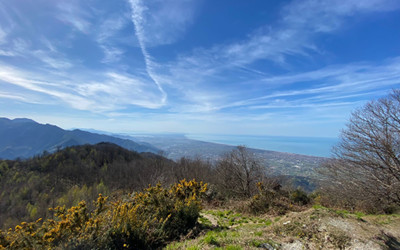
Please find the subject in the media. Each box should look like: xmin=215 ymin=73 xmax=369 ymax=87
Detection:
xmin=0 ymin=143 xmax=314 ymax=230
xmin=0 ymin=143 xmax=175 ymax=229
xmin=1 ymin=139 xmax=399 ymax=249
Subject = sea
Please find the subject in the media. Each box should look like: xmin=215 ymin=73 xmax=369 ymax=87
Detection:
xmin=185 ymin=134 xmax=338 ymax=157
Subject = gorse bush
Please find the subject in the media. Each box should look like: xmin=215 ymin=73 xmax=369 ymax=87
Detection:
xmin=0 ymin=179 xmax=207 ymax=249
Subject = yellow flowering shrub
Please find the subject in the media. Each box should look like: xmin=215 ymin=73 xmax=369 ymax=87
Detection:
xmin=0 ymin=179 xmax=207 ymax=249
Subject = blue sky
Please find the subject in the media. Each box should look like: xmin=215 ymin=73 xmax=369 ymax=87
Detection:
xmin=0 ymin=0 xmax=399 ymax=137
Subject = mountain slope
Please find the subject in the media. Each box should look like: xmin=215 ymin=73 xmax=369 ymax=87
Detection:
xmin=0 ymin=118 xmax=159 ymax=159
xmin=0 ymin=142 xmax=175 ymax=229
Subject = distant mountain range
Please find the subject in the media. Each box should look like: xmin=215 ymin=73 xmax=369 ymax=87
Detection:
xmin=0 ymin=118 xmax=159 ymax=159
xmin=0 ymin=117 xmax=326 ymax=183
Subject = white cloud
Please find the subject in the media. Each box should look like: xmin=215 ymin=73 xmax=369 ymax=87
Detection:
xmin=154 ymin=0 xmax=400 ymax=113
xmin=128 ymin=0 xmax=198 ymax=47
xmin=0 ymin=92 xmax=30 ymax=102
xmin=128 ymin=0 xmax=167 ymax=105
xmin=0 ymin=63 xmax=169 ymax=111
xmin=0 ymin=49 xmax=15 ymax=56
xmin=100 ymin=46 xmax=124 ymax=63
xmin=282 ymin=0 xmax=400 ymax=33
xmin=0 ymin=26 xmax=6 ymax=45
xmin=3 ymin=38 xmax=74 ymax=70
xmin=0 ymin=66 xmax=94 ymax=110
xmin=57 ymin=1 xmax=92 ymax=33
xmin=171 ymin=0 xmax=400 ymax=73
xmin=217 ymin=58 xmax=400 ymax=111
xmin=33 ymin=50 xmax=73 ymax=70
xmin=95 ymin=15 xmax=131 ymax=63
xmin=97 ymin=16 xmax=128 ymax=43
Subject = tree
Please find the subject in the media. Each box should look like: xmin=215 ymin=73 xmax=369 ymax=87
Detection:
xmin=321 ymin=90 xmax=400 ymax=211
xmin=173 ymin=157 xmax=214 ymax=183
xmin=215 ymin=146 xmax=264 ymax=198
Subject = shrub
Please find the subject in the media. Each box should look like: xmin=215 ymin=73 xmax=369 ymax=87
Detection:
xmin=0 ymin=179 xmax=207 ymax=249
xmin=290 ymin=189 xmax=310 ymax=205
xmin=248 ymin=182 xmax=311 ymax=215
xmin=248 ymin=182 xmax=290 ymax=215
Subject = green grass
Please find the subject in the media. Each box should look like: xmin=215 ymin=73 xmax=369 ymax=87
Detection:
xmin=204 ymin=210 xmax=258 ymax=227
xmin=265 ymin=219 xmax=272 ymax=226
xmin=312 ymin=204 xmax=327 ymax=210
xmin=355 ymin=212 xmax=365 ymax=220
xmin=248 ymin=239 xmax=280 ymax=248
xmin=203 ymin=233 xmax=220 ymax=246
xmin=166 ymin=207 xmax=400 ymax=250
xmin=335 ymin=209 xmax=350 ymax=217
xmin=219 ymin=245 xmax=243 ymax=250
xmin=254 ymin=231 xmax=263 ymax=236
xmin=186 ymin=246 xmax=201 ymax=250
xmin=165 ymin=213 xmax=274 ymax=249
xmin=249 ymin=239 xmax=264 ymax=247
xmin=198 ymin=215 xmax=213 ymax=227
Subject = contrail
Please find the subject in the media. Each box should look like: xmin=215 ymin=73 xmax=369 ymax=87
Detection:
xmin=128 ymin=0 xmax=167 ymax=105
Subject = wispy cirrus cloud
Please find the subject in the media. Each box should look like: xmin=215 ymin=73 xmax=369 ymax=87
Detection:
xmin=128 ymin=0 xmax=168 ymax=105
xmin=128 ymin=0 xmax=199 ymax=47
xmin=0 ymin=0 xmax=169 ymax=111
xmin=56 ymin=1 xmax=92 ymax=33
xmin=96 ymin=15 xmax=130 ymax=63
xmin=0 ymin=62 xmax=169 ymax=111
xmin=158 ymin=0 xmax=400 ymax=113
xmin=0 ymin=66 xmax=95 ymax=109
xmin=171 ymin=0 xmax=400 ymax=73
xmin=0 ymin=26 xmax=6 ymax=45
xmin=215 ymin=58 xmax=400 ymax=111
xmin=33 ymin=50 xmax=73 ymax=70
xmin=100 ymin=46 xmax=124 ymax=64
xmin=0 ymin=92 xmax=31 ymax=102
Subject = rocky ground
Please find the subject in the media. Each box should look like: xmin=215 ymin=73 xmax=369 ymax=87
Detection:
xmin=166 ymin=206 xmax=400 ymax=249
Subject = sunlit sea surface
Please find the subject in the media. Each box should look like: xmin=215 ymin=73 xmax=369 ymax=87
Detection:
xmin=186 ymin=134 xmax=338 ymax=157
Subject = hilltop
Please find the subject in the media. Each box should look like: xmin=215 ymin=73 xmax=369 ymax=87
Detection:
xmin=168 ymin=207 xmax=400 ymax=249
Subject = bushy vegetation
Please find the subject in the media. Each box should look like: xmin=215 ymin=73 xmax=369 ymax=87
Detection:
xmin=0 ymin=179 xmax=207 ymax=249
xmin=0 ymin=143 xmax=177 ymax=229
xmin=0 ymin=143 xmax=316 ymax=231
xmin=248 ymin=181 xmax=311 ymax=215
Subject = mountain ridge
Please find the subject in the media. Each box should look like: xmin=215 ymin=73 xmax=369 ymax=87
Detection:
xmin=0 ymin=117 xmax=159 ymax=159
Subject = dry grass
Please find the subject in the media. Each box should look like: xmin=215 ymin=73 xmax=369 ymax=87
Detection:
xmin=166 ymin=206 xmax=400 ymax=250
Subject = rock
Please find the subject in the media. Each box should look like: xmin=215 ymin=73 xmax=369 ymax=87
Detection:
xmin=281 ymin=240 xmax=304 ymax=250
xmin=258 ymin=243 xmax=275 ymax=250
